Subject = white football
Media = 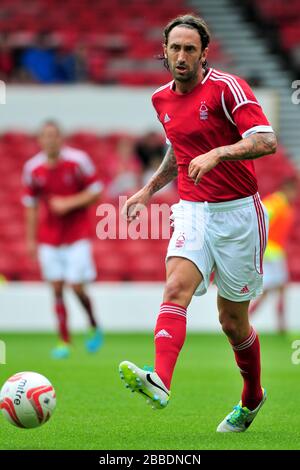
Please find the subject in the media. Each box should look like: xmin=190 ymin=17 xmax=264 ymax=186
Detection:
xmin=0 ymin=371 xmax=56 ymax=429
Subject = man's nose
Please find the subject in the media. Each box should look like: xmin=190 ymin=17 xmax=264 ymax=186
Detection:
xmin=177 ymin=49 xmax=186 ymax=62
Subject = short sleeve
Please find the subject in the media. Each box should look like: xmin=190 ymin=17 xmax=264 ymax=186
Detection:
xmin=152 ymin=101 xmax=171 ymax=146
xmin=22 ymin=164 xmax=39 ymax=207
xmin=222 ymin=76 xmax=274 ymax=138
xmin=76 ymin=152 xmax=103 ymax=194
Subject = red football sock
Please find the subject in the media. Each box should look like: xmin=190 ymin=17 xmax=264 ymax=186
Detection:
xmin=55 ymin=296 xmax=70 ymax=343
xmin=154 ymin=302 xmax=187 ymax=390
xmin=231 ymin=328 xmax=263 ymax=410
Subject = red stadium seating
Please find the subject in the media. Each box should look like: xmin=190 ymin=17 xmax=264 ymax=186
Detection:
xmin=253 ymin=0 xmax=300 ymax=55
xmin=1 ymin=130 xmax=300 ymax=282
xmin=0 ymin=0 xmax=233 ymax=85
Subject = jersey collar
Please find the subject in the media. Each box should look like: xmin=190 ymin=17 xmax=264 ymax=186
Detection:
xmin=170 ymin=67 xmax=213 ymax=96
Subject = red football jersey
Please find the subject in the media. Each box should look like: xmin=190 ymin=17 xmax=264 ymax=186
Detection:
xmin=152 ymin=68 xmax=274 ymax=202
xmin=22 ymin=146 xmax=102 ymax=245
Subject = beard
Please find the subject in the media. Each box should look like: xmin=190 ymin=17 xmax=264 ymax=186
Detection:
xmin=169 ymin=62 xmax=200 ymax=83
xmin=173 ymin=69 xmax=196 ymax=82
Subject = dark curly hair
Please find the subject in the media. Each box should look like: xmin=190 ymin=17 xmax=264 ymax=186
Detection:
xmin=161 ymin=14 xmax=210 ymax=70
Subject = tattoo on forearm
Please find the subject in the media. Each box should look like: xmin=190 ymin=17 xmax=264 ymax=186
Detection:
xmin=219 ymin=132 xmax=277 ymax=162
xmin=147 ymin=146 xmax=178 ymax=195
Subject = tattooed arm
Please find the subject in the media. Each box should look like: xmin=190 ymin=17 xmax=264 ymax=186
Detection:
xmin=188 ymin=132 xmax=277 ymax=185
xmin=217 ymin=132 xmax=277 ymax=162
xmin=146 ymin=145 xmax=178 ymax=195
xmin=122 ymin=145 xmax=178 ymax=220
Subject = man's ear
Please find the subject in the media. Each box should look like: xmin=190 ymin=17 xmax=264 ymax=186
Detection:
xmin=163 ymin=44 xmax=167 ymax=59
xmin=201 ymin=47 xmax=209 ymax=64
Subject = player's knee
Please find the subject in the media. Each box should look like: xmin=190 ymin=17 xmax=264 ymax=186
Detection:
xmin=163 ymin=278 xmax=192 ymax=306
xmin=220 ymin=320 xmax=238 ymax=339
xmin=71 ymin=284 xmax=84 ymax=297
xmin=219 ymin=311 xmax=248 ymax=342
xmin=219 ymin=311 xmax=239 ymax=338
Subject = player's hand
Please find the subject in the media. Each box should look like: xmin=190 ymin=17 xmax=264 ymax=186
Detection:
xmin=49 ymin=196 xmax=73 ymax=215
xmin=27 ymin=239 xmax=37 ymax=260
xmin=121 ymin=189 xmax=151 ymax=221
xmin=188 ymin=150 xmax=221 ymax=185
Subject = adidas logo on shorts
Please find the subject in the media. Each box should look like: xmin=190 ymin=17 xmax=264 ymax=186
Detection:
xmin=240 ymin=285 xmax=250 ymax=294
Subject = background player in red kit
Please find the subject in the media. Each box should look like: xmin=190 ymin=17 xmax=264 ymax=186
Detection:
xmin=23 ymin=121 xmax=103 ymax=359
xmin=119 ymin=15 xmax=277 ymax=432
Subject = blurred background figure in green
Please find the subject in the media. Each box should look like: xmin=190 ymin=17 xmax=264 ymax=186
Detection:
xmin=249 ymin=176 xmax=299 ymax=332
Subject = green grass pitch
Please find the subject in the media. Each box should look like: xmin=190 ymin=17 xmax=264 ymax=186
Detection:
xmin=0 ymin=332 xmax=300 ymax=450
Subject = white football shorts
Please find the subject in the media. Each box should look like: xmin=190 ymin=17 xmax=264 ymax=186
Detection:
xmin=38 ymin=239 xmax=97 ymax=284
xmin=166 ymin=193 xmax=269 ymax=302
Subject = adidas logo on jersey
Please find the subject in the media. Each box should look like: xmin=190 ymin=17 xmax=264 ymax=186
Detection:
xmin=155 ymin=329 xmax=173 ymax=339
xmin=240 ymin=285 xmax=250 ymax=294
xmin=164 ymin=113 xmax=171 ymax=123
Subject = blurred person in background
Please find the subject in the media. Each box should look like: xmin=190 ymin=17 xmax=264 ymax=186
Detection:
xmin=249 ymin=176 xmax=298 ymax=332
xmin=0 ymin=35 xmax=14 ymax=81
xmin=106 ymin=137 xmax=141 ymax=198
xmin=20 ymin=32 xmax=57 ymax=84
xmin=22 ymin=121 xmax=103 ymax=359
xmin=73 ymin=43 xmax=89 ymax=82
xmin=55 ymin=45 xmax=77 ymax=83
xmin=135 ymin=131 xmax=165 ymax=172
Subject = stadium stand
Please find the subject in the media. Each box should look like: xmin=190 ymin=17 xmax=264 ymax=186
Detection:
xmin=0 ymin=0 xmax=233 ymax=85
xmin=0 ymin=1 xmax=299 ymax=283
xmin=247 ymin=0 xmax=300 ymax=73
xmin=0 ymin=131 xmax=299 ymax=283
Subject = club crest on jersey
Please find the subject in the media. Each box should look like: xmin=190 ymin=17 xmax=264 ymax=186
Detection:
xmin=175 ymin=233 xmax=186 ymax=248
xmin=199 ymin=102 xmax=208 ymax=120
